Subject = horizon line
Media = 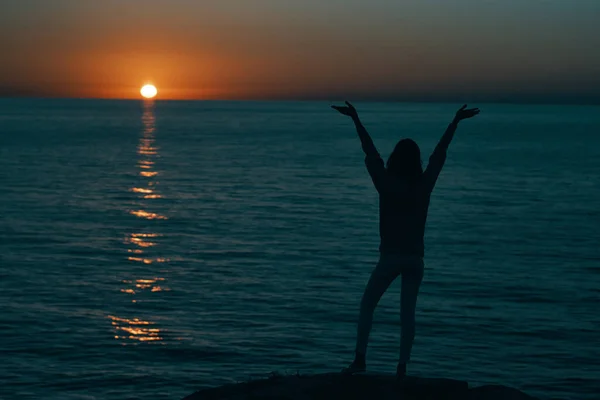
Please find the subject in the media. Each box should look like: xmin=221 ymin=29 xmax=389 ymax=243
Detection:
xmin=1 ymin=95 xmax=599 ymax=106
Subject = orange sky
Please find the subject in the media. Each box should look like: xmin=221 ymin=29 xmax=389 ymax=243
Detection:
xmin=2 ymin=1 xmax=600 ymax=101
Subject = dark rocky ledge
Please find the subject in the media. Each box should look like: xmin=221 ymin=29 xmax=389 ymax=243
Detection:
xmin=183 ymin=372 xmax=540 ymax=400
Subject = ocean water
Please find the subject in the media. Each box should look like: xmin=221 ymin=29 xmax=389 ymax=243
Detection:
xmin=1 ymin=99 xmax=599 ymax=400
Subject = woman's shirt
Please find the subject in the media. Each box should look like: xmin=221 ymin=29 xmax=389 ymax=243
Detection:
xmin=365 ymin=146 xmax=447 ymax=257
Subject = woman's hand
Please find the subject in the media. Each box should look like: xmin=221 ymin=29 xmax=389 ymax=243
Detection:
xmin=454 ymin=104 xmax=480 ymax=122
xmin=332 ymin=101 xmax=379 ymax=160
xmin=331 ymin=101 xmax=359 ymax=119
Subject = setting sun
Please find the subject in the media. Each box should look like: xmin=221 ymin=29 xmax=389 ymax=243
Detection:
xmin=140 ymin=85 xmax=158 ymax=99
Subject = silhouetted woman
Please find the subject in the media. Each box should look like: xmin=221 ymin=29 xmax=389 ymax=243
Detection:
xmin=331 ymin=102 xmax=480 ymax=379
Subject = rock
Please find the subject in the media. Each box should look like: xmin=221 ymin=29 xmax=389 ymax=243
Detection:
xmin=469 ymin=385 xmax=540 ymax=400
xmin=182 ymin=373 xmax=541 ymax=400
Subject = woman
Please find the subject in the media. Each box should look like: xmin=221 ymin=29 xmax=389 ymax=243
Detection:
xmin=331 ymin=102 xmax=480 ymax=378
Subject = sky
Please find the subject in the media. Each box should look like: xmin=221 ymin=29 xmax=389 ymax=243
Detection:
xmin=1 ymin=0 xmax=600 ymax=102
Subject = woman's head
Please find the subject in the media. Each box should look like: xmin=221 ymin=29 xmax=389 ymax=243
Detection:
xmin=386 ymin=138 xmax=423 ymax=182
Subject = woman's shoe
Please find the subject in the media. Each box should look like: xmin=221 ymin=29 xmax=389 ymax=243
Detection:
xmin=341 ymin=359 xmax=366 ymax=375
xmin=396 ymin=363 xmax=407 ymax=380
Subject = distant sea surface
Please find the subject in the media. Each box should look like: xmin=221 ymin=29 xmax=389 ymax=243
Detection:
xmin=1 ymin=99 xmax=599 ymax=400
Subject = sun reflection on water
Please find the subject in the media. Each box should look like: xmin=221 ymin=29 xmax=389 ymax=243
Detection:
xmin=140 ymin=171 xmax=159 ymax=177
xmin=111 ymin=100 xmax=171 ymax=344
xmin=129 ymin=210 xmax=168 ymax=220
xmin=125 ymin=233 xmax=159 ymax=247
xmin=109 ymin=315 xmax=163 ymax=342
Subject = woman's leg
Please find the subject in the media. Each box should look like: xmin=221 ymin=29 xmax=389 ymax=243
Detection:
xmin=354 ymin=255 xmax=401 ymax=360
xmin=399 ymin=257 xmax=424 ymax=367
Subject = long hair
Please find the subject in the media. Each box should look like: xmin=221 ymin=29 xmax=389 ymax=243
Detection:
xmin=386 ymin=138 xmax=423 ymax=184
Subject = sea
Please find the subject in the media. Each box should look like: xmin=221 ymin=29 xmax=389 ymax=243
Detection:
xmin=1 ymin=99 xmax=599 ymax=400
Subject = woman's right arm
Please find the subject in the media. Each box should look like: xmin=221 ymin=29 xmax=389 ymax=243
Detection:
xmin=424 ymin=105 xmax=480 ymax=190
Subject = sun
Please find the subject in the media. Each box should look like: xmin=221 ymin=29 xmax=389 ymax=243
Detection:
xmin=140 ymin=84 xmax=158 ymax=99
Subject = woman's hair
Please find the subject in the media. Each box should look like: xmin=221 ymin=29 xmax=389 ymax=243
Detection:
xmin=386 ymin=138 xmax=423 ymax=183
